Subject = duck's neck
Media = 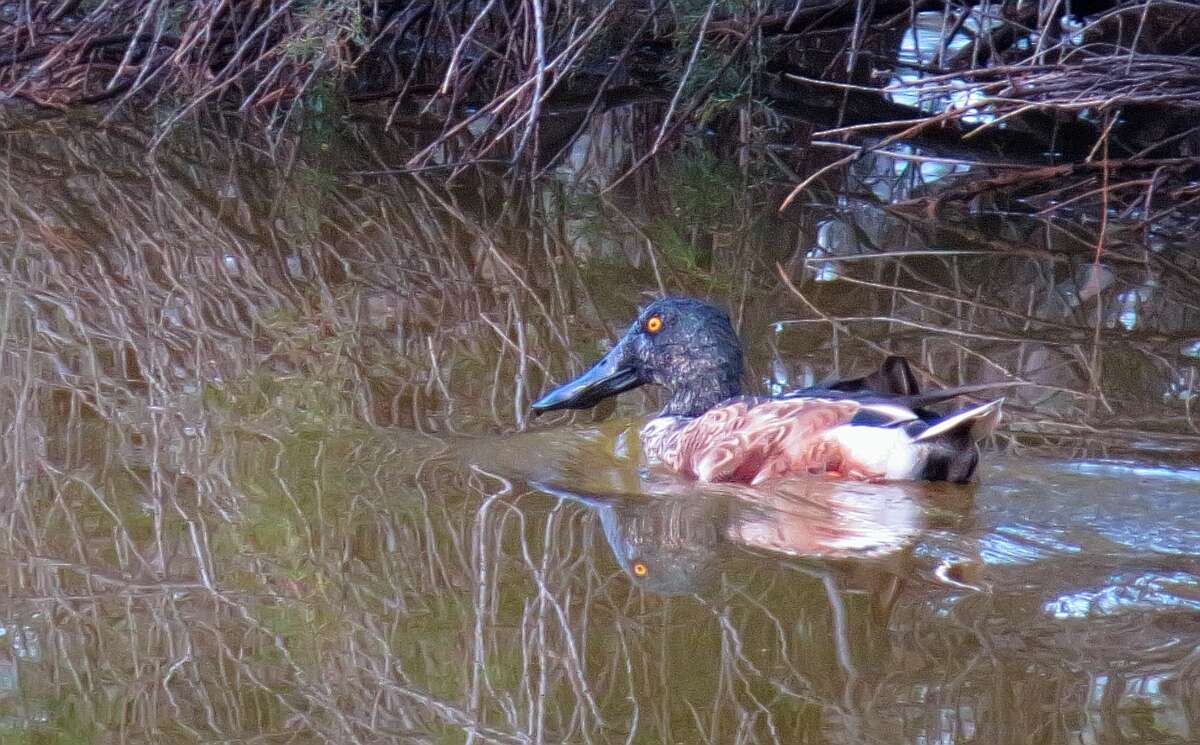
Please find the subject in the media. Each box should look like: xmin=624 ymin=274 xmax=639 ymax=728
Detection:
xmin=662 ymin=377 xmax=742 ymax=418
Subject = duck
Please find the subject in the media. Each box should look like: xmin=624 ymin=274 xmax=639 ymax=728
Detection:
xmin=531 ymin=297 xmax=1004 ymax=484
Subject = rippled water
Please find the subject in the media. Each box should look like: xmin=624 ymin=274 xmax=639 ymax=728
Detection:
xmin=0 ymin=108 xmax=1198 ymax=744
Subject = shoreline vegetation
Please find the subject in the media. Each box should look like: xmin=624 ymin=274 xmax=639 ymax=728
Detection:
xmin=3 ymin=0 xmax=1200 ymax=225
xmin=3 ymin=2 xmax=1200 ymax=461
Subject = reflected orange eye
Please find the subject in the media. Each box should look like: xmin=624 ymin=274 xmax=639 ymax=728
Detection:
xmin=645 ymin=316 xmax=663 ymax=334
xmin=632 ymin=562 xmax=648 ymax=577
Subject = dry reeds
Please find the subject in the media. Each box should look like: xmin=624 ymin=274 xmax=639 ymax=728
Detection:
xmin=5 ymin=0 xmax=1200 ymax=222
xmin=1 ymin=101 xmax=1199 ymax=744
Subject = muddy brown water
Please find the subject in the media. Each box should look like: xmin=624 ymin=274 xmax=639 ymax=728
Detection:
xmin=0 ymin=109 xmax=1199 ymax=744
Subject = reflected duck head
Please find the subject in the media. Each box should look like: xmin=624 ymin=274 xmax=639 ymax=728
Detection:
xmin=598 ymin=498 xmax=724 ymax=595
xmin=531 ymin=298 xmax=743 ymax=418
xmin=533 ymin=480 xmax=724 ymax=596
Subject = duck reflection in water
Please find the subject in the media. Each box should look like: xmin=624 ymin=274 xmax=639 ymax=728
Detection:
xmin=535 ymin=473 xmax=946 ymax=596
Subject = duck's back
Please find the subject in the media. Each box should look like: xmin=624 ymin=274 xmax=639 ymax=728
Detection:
xmin=641 ymin=394 xmax=999 ymax=484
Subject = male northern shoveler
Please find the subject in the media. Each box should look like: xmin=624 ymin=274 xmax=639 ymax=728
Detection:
xmin=531 ymin=297 xmax=1004 ymax=484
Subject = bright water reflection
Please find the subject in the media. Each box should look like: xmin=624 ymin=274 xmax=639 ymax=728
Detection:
xmin=891 ymin=11 xmax=994 ymax=125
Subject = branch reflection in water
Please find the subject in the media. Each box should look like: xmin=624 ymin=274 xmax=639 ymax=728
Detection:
xmin=2 ymin=110 xmax=1199 ymax=743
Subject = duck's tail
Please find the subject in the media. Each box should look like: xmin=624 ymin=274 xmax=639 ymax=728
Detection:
xmin=915 ymin=399 xmax=1004 ymax=482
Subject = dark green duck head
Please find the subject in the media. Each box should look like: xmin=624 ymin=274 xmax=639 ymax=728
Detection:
xmin=532 ymin=298 xmax=744 ymax=418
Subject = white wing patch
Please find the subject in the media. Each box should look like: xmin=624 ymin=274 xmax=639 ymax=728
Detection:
xmin=824 ymin=426 xmax=922 ymax=480
xmin=914 ymin=399 xmax=1003 ymax=442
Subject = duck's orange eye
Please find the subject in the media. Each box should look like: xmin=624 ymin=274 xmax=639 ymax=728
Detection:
xmin=645 ymin=316 xmax=663 ymax=334
xmin=632 ymin=562 xmax=648 ymax=577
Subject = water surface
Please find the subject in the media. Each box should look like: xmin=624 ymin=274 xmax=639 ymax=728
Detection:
xmin=0 ymin=111 xmax=1198 ymax=744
